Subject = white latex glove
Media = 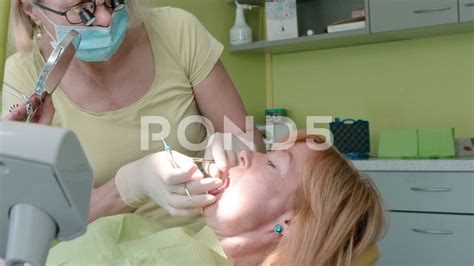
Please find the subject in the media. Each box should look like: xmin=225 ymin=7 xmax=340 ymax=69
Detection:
xmin=203 ymin=132 xmax=256 ymax=180
xmin=115 ymin=151 xmax=223 ymax=216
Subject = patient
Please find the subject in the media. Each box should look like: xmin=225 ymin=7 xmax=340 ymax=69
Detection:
xmin=46 ymin=134 xmax=385 ymax=265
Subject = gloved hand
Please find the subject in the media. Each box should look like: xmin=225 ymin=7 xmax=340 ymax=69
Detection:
xmin=203 ymin=132 xmax=256 ymax=180
xmin=115 ymin=151 xmax=223 ymax=216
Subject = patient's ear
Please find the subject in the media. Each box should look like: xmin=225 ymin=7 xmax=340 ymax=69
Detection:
xmin=275 ymin=211 xmax=295 ymax=236
xmin=281 ymin=219 xmax=293 ymax=236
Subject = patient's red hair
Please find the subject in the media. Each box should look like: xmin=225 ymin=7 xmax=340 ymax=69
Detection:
xmin=263 ymin=132 xmax=385 ymax=266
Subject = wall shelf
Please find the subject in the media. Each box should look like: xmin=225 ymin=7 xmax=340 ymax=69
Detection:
xmin=228 ymin=21 xmax=474 ymax=54
xmin=228 ymin=0 xmax=474 ymax=54
xmin=225 ymin=0 xmax=271 ymax=6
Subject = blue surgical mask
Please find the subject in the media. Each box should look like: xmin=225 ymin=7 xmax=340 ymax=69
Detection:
xmin=43 ymin=8 xmax=130 ymax=62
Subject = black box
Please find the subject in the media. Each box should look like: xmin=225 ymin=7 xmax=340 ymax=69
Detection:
xmin=330 ymin=118 xmax=370 ymax=159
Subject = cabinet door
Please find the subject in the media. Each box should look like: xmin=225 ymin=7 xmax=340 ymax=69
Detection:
xmin=460 ymin=0 xmax=474 ymax=22
xmin=370 ymin=0 xmax=459 ymax=33
xmin=377 ymin=212 xmax=474 ymax=265
xmin=367 ymin=171 xmax=474 ymax=214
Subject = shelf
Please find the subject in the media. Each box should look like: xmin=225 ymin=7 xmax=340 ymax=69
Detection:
xmin=228 ymin=21 xmax=474 ymax=54
xmin=229 ymin=28 xmax=369 ymax=54
xmin=225 ymin=0 xmax=271 ymax=5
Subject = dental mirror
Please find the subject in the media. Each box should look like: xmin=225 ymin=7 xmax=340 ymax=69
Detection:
xmin=2 ymin=30 xmax=81 ymax=122
xmin=34 ymin=30 xmax=81 ymax=102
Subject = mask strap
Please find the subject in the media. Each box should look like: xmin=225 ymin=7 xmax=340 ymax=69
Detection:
xmin=36 ymin=8 xmax=58 ymax=43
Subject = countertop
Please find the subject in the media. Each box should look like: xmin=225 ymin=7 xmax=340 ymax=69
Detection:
xmin=352 ymin=157 xmax=474 ymax=172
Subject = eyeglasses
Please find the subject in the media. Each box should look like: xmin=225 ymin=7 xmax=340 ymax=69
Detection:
xmin=35 ymin=0 xmax=125 ymax=26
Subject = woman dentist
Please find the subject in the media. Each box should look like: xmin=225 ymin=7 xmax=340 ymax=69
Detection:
xmin=3 ymin=0 xmax=263 ymax=228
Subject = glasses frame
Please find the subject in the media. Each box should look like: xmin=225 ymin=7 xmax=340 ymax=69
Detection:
xmin=35 ymin=0 xmax=114 ymax=25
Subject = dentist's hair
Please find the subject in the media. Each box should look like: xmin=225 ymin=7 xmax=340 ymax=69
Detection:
xmin=263 ymin=133 xmax=386 ymax=266
xmin=9 ymin=0 xmax=143 ymax=53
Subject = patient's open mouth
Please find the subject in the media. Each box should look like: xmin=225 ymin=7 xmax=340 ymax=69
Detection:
xmin=208 ymin=175 xmax=230 ymax=195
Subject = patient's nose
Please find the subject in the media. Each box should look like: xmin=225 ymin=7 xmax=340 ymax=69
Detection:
xmin=238 ymin=150 xmax=253 ymax=169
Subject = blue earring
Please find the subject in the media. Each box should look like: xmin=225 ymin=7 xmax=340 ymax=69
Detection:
xmin=274 ymin=224 xmax=283 ymax=234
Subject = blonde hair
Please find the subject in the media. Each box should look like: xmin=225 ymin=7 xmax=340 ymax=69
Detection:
xmin=9 ymin=0 xmax=144 ymax=53
xmin=263 ymin=134 xmax=386 ymax=266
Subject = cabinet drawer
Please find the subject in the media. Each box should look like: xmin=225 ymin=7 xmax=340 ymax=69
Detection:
xmin=377 ymin=212 xmax=474 ymax=265
xmin=370 ymin=0 xmax=459 ymax=33
xmin=460 ymin=0 xmax=474 ymax=22
xmin=366 ymin=171 xmax=474 ymax=213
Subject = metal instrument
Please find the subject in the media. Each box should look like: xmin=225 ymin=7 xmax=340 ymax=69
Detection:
xmin=190 ymin=157 xmax=215 ymax=164
xmin=3 ymin=30 xmax=81 ymax=122
xmin=161 ymin=138 xmax=193 ymax=200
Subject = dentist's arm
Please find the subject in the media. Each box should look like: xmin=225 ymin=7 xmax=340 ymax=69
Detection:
xmin=193 ymin=60 xmax=264 ymax=151
xmin=88 ymin=178 xmax=136 ymax=223
xmin=193 ymin=60 xmax=265 ymax=178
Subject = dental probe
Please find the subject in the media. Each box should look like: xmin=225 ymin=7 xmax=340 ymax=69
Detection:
xmin=161 ymin=138 xmax=193 ymax=200
xmin=191 ymin=157 xmax=215 ymax=163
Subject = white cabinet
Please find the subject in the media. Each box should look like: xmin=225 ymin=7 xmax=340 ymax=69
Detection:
xmin=370 ymin=0 xmax=459 ymax=33
xmin=460 ymin=0 xmax=474 ymax=22
xmin=364 ymin=169 xmax=474 ymax=265
xmin=369 ymin=171 xmax=474 ymax=213
xmin=378 ymin=212 xmax=474 ymax=265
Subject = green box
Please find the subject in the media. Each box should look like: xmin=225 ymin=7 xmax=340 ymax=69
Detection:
xmin=418 ymin=128 xmax=456 ymax=158
xmin=378 ymin=128 xmax=455 ymax=159
xmin=378 ymin=129 xmax=418 ymax=159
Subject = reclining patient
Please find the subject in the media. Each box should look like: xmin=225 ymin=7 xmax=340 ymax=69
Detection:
xmin=46 ymin=134 xmax=385 ymax=265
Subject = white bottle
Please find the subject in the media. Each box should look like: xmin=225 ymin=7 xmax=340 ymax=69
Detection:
xmin=230 ymin=1 xmax=254 ymax=46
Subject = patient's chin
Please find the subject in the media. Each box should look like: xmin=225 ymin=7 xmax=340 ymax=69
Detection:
xmin=202 ymin=195 xmax=222 ymax=229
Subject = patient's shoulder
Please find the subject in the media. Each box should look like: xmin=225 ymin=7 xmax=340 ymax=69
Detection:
xmin=354 ymin=244 xmax=380 ymax=266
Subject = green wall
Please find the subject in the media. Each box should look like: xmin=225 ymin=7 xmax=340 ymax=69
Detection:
xmin=152 ymin=0 xmax=267 ymax=123
xmin=272 ymin=33 xmax=474 ymax=154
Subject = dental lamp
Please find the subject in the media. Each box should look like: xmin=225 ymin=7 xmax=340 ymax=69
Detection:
xmin=0 ymin=121 xmax=93 ymax=266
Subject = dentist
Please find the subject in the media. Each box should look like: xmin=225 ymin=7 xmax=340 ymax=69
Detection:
xmin=3 ymin=0 xmax=263 ymax=228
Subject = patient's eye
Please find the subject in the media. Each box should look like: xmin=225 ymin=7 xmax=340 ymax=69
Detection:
xmin=266 ymin=160 xmax=276 ymax=168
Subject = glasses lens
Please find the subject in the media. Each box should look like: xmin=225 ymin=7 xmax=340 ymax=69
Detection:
xmin=66 ymin=2 xmax=96 ymax=24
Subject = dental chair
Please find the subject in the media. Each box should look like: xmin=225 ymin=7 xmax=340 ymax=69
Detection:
xmin=0 ymin=121 xmax=93 ymax=266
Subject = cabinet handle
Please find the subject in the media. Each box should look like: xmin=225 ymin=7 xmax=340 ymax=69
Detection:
xmin=413 ymin=7 xmax=452 ymax=13
xmin=412 ymin=229 xmax=454 ymax=235
xmin=466 ymin=3 xmax=474 ymax=7
xmin=410 ymin=187 xmax=452 ymax=192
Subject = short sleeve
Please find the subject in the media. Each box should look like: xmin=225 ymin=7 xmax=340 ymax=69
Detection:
xmin=2 ymin=54 xmax=38 ymax=116
xmin=168 ymin=8 xmax=224 ymax=87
